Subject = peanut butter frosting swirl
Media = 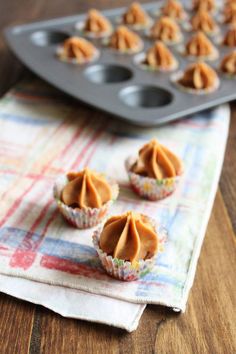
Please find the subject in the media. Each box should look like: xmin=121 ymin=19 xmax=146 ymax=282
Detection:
xmin=122 ymin=2 xmax=151 ymax=26
xmin=178 ymin=62 xmax=218 ymax=90
xmin=109 ymin=26 xmax=142 ymax=52
xmin=99 ymin=211 xmax=159 ymax=263
xmin=162 ymin=0 xmax=187 ymax=20
xmin=192 ymin=0 xmax=215 ymax=12
xmin=59 ymin=37 xmax=97 ymax=63
xmin=150 ymin=16 xmax=182 ymax=43
xmin=223 ymin=25 xmax=236 ymax=46
xmin=191 ymin=10 xmax=218 ymax=34
xmin=185 ymin=31 xmax=216 ymax=57
xmin=131 ymin=139 xmax=183 ymax=179
xmin=61 ymin=169 xmax=112 ymax=209
xmin=220 ymin=51 xmax=236 ymax=74
xmin=84 ymin=9 xmax=112 ymax=34
xmin=144 ymin=41 xmax=177 ymax=70
xmin=223 ymin=3 xmax=236 ymax=24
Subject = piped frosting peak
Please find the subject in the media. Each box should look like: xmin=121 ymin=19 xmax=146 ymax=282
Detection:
xmin=99 ymin=211 xmax=159 ymax=263
xmin=61 ymin=169 xmax=112 ymax=209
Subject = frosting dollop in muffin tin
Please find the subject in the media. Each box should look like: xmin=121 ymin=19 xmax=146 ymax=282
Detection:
xmin=6 ymin=0 xmax=236 ymax=126
xmin=148 ymin=16 xmax=183 ymax=44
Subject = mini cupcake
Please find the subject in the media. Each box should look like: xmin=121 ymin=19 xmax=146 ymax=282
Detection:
xmin=184 ymin=31 xmax=218 ymax=60
xmin=161 ymin=0 xmax=187 ymax=21
xmin=81 ymin=9 xmax=113 ymax=38
xmin=220 ymin=51 xmax=236 ymax=76
xmin=93 ymin=211 xmax=166 ymax=281
xmin=222 ymin=25 xmax=236 ymax=47
xmin=223 ymin=2 xmax=236 ymax=24
xmin=57 ymin=36 xmax=99 ymax=64
xmin=108 ymin=25 xmax=143 ymax=54
xmin=125 ymin=139 xmax=183 ymax=201
xmin=140 ymin=41 xmax=178 ymax=71
xmin=149 ymin=16 xmax=183 ymax=44
xmin=190 ymin=10 xmax=219 ymax=36
xmin=175 ymin=61 xmax=220 ymax=94
xmin=192 ymin=0 xmax=215 ymax=12
xmin=121 ymin=2 xmax=152 ymax=29
xmin=53 ymin=168 xmax=119 ymax=229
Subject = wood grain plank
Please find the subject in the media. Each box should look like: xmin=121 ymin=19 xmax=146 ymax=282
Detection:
xmin=220 ymin=102 xmax=236 ymax=233
xmin=0 ymin=293 xmax=35 ymax=354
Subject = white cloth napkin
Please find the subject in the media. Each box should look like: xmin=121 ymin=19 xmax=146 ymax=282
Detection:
xmin=0 ymin=80 xmax=230 ymax=330
xmin=0 ymin=274 xmax=145 ymax=331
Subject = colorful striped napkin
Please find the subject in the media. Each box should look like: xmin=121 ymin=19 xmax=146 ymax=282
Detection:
xmin=0 ymin=79 xmax=229 ymax=329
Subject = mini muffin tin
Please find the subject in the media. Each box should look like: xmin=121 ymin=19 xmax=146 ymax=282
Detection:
xmin=4 ymin=1 xmax=236 ymax=126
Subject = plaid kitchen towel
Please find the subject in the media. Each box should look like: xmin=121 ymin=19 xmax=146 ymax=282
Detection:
xmin=0 ymin=79 xmax=230 ymax=314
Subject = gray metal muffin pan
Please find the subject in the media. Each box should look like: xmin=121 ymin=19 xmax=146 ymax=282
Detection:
xmin=4 ymin=1 xmax=236 ymax=126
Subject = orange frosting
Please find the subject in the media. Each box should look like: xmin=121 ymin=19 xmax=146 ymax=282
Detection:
xmin=192 ymin=0 xmax=215 ymax=12
xmin=59 ymin=37 xmax=97 ymax=63
xmin=84 ymin=9 xmax=112 ymax=34
xmin=150 ymin=16 xmax=181 ymax=42
xmin=162 ymin=0 xmax=186 ymax=20
xmin=131 ymin=139 xmax=182 ymax=179
xmin=61 ymin=169 xmax=112 ymax=209
xmin=178 ymin=62 xmax=218 ymax=90
xmin=220 ymin=51 xmax=236 ymax=74
xmin=99 ymin=211 xmax=159 ymax=263
xmin=185 ymin=31 xmax=216 ymax=57
xmin=144 ymin=41 xmax=177 ymax=70
xmin=223 ymin=3 xmax=236 ymax=24
xmin=223 ymin=25 xmax=236 ymax=46
xmin=109 ymin=25 xmax=142 ymax=52
xmin=191 ymin=10 xmax=217 ymax=34
xmin=122 ymin=2 xmax=150 ymax=26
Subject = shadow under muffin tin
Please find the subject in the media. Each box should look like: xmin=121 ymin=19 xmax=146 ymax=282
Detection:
xmin=4 ymin=1 xmax=236 ymax=127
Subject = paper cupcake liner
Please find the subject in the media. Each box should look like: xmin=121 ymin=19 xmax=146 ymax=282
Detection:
xmin=74 ymin=20 xmax=113 ymax=39
xmin=171 ymin=70 xmax=220 ymax=95
xmin=56 ymin=46 xmax=100 ymax=65
xmin=176 ymin=44 xmax=219 ymax=62
xmin=92 ymin=217 xmax=167 ymax=281
xmin=133 ymin=52 xmax=179 ymax=72
xmin=53 ymin=174 xmax=119 ymax=229
xmin=125 ymin=156 xmax=183 ymax=201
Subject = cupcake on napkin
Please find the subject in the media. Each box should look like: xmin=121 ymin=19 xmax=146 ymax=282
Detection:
xmin=93 ymin=211 xmax=166 ymax=281
xmin=53 ymin=168 xmax=119 ymax=229
xmin=125 ymin=139 xmax=183 ymax=201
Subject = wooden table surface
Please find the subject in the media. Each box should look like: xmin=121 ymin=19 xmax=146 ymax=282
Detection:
xmin=0 ymin=1 xmax=235 ymax=353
